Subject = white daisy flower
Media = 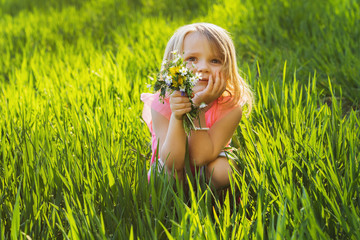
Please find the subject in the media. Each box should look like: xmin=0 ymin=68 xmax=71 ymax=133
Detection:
xmin=179 ymin=67 xmax=188 ymax=76
xmin=165 ymin=75 xmax=172 ymax=85
xmin=199 ymin=102 xmax=208 ymax=109
xmin=172 ymin=57 xmax=180 ymax=64
xmin=179 ymin=85 xmax=186 ymax=92
xmin=195 ymin=72 xmax=202 ymax=80
xmin=171 ymin=50 xmax=178 ymax=55
xmin=189 ymin=76 xmax=198 ymax=86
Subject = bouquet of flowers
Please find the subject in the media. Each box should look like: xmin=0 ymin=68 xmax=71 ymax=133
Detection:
xmin=152 ymin=50 xmax=204 ymax=135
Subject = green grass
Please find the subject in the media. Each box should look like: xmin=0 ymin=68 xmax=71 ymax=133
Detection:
xmin=0 ymin=0 xmax=359 ymax=239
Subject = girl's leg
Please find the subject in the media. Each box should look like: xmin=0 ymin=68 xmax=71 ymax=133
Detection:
xmin=205 ymin=157 xmax=235 ymax=189
xmin=154 ymin=158 xmax=185 ymax=181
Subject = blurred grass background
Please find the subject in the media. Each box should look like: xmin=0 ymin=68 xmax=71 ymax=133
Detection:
xmin=0 ymin=0 xmax=359 ymax=239
xmin=1 ymin=0 xmax=359 ymax=104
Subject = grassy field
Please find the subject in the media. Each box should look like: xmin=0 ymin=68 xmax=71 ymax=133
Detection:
xmin=0 ymin=0 xmax=359 ymax=239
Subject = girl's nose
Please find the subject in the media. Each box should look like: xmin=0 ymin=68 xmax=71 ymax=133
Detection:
xmin=196 ymin=60 xmax=209 ymax=73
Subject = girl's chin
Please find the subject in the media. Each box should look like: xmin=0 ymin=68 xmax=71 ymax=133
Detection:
xmin=197 ymin=80 xmax=208 ymax=86
xmin=193 ymin=83 xmax=207 ymax=93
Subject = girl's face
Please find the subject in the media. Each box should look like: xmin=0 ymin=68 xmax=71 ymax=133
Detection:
xmin=182 ymin=31 xmax=224 ymax=93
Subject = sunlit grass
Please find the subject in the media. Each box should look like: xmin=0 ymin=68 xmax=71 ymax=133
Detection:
xmin=0 ymin=0 xmax=359 ymax=239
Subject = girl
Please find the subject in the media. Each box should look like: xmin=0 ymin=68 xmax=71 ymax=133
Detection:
xmin=141 ymin=23 xmax=253 ymax=189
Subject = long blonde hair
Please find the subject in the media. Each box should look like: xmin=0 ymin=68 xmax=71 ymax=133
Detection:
xmin=163 ymin=22 xmax=253 ymax=113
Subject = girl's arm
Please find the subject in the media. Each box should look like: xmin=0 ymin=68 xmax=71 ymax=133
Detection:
xmin=188 ymin=106 xmax=242 ymax=166
xmin=151 ymin=91 xmax=191 ymax=171
xmin=188 ymin=71 xmax=241 ymax=166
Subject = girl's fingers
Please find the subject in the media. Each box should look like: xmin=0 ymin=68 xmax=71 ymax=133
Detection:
xmin=192 ymin=71 xmax=227 ymax=106
xmin=179 ymin=107 xmax=192 ymax=113
xmin=173 ymin=106 xmax=192 ymax=119
xmin=206 ymin=73 xmax=214 ymax=91
xmin=173 ymin=102 xmax=191 ymax=109
xmin=171 ymin=91 xmax=188 ymax=99
xmin=171 ymin=91 xmax=182 ymax=97
xmin=170 ymin=93 xmax=191 ymax=104
xmin=219 ymin=72 xmax=226 ymax=92
xmin=213 ymin=71 xmax=221 ymax=91
xmin=172 ymin=98 xmax=189 ymax=104
xmin=210 ymin=71 xmax=221 ymax=95
xmin=170 ymin=102 xmax=191 ymax=112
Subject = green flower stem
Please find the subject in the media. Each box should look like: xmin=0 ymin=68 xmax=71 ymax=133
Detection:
xmin=184 ymin=112 xmax=196 ymax=135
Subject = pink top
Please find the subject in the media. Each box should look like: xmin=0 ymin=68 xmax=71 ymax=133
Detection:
xmin=140 ymin=92 xmax=238 ymax=165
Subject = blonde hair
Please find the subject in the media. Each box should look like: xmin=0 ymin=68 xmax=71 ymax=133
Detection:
xmin=163 ymin=22 xmax=253 ymax=113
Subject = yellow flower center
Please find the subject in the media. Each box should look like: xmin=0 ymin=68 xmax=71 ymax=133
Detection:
xmin=178 ymin=76 xmax=184 ymax=86
xmin=169 ymin=66 xmax=180 ymax=77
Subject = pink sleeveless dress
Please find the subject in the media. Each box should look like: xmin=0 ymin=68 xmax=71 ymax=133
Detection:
xmin=141 ymin=92 xmax=238 ymax=180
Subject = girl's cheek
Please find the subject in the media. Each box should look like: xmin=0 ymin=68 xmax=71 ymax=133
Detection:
xmin=193 ymin=83 xmax=207 ymax=93
xmin=186 ymin=62 xmax=196 ymax=71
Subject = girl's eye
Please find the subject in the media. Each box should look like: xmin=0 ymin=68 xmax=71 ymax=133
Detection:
xmin=211 ymin=59 xmax=221 ymax=64
xmin=187 ymin=57 xmax=196 ymax=62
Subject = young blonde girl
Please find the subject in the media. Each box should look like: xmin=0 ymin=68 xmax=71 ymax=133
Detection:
xmin=141 ymin=23 xmax=253 ymax=189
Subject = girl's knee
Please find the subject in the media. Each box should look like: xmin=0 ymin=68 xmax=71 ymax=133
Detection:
xmin=206 ymin=157 xmax=233 ymax=189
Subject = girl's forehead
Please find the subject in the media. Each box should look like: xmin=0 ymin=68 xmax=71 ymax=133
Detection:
xmin=183 ymin=31 xmax=223 ymax=57
xmin=183 ymin=32 xmax=207 ymax=47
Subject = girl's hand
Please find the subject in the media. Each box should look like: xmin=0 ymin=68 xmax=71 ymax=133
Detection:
xmin=169 ymin=91 xmax=192 ymax=120
xmin=193 ymin=71 xmax=226 ymax=107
